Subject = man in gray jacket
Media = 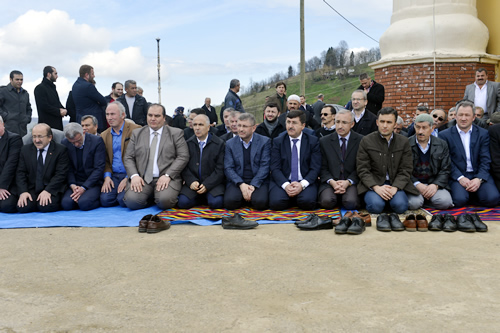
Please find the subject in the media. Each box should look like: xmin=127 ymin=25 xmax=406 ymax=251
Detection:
xmin=463 ymin=68 xmax=500 ymax=119
xmin=0 ymin=70 xmax=32 ymax=137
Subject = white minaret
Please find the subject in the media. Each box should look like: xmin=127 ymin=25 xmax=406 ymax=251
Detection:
xmin=377 ymin=0 xmax=489 ymax=63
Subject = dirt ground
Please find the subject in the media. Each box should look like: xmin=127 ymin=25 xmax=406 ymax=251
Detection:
xmin=0 ymin=220 xmax=499 ymax=332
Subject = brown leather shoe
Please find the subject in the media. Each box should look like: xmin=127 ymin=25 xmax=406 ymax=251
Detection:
xmin=353 ymin=212 xmax=371 ymax=227
xmin=139 ymin=214 xmax=153 ymax=233
xmin=147 ymin=215 xmax=171 ymax=234
xmin=416 ymin=214 xmax=428 ymax=232
xmin=403 ymin=214 xmax=417 ymax=231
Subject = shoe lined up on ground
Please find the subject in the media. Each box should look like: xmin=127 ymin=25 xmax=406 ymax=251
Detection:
xmin=425 ymin=213 xmax=487 ymax=233
xmin=335 ymin=216 xmax=366 ymax=235
xmin=222 ymin=213 xmax=259 ymax=230
xmin=296 ymin=214 xmax=333 ymax=230
xmin=138 ymin=214 xmax=171 ymax=234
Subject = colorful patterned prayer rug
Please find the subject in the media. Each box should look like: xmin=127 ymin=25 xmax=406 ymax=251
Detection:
xmin=157 ymin=206 xmax=341 ymax=223
xmin=423 ymin=206 xmax=500 ymax=221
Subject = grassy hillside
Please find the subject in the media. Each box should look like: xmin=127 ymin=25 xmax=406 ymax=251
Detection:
xmin=215 ymin=63 xmax=374 ymax=123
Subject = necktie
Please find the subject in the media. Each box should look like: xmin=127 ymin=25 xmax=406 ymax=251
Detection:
xmin=144 ymin=131 xmax=158 ymax=184
xmin=198 ymin=141 xmax=205 ymax=181
xmin=36 ymin=149 xmax=44 ymax=192
xmin=340 ymin=138 xmax=347 ymax=180
xmin=291 ymin=139 xmax=299 ymax=182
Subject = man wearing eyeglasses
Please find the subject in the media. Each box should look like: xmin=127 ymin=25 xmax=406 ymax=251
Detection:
xmin=430 ymin=108 xmax=448 ymax=137
xmin=351 ymin=90 xmax=377 ymax=136
xmin=16 ymin=123 xmax=69 ymax=213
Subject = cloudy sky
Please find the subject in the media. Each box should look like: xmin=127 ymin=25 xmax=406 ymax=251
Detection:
xmin=0 ymin=0 xmax=392 ymax=117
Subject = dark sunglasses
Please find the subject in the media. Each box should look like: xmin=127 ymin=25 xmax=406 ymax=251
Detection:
xmin=432 ymin=114 xmax=444 ymax=121
xmin=321 ymin=113 xmax=330 ymax=116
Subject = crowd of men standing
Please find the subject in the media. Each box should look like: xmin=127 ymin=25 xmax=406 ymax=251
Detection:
xmin=1 ymin=65 xmax=500 ymax=216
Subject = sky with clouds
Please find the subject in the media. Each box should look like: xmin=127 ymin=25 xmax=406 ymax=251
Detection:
xmin=0 ymin=0 xmax=392 ymax=117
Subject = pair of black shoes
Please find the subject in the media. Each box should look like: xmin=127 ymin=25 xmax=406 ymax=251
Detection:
xmin=295 ymin=214 xmax=333 ymax=230
xmin=222 ymin=213 xmax=259 ymax=229
xmin=335 ymin=216 xmax=366 ymax=235
xmin=428 ymin=213 xmax=488 ymax=232
xmin=376 ymin=213 xmax=405 ymax=232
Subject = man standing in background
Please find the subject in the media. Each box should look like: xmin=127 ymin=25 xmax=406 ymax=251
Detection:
xmin=0 ymin=70 xmax=32 ymax=137
xmin=34 ymin=66 xmax=67 ymax=131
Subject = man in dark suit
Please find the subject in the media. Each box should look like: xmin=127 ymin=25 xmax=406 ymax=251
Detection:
xmin=220 ymin=110 xmax=240 ymax=141
xmin=351 ymin=89 xmax=377 ymax=136
xmin=72 ymin=65 xmax=107 ymax=133
xmin=216 ymin=107 xmax=234 ymax=137
xmin=319 ymin=110 xmax=362 ymax=210
xmin=16 ymin=123 xmax=69 ymax=213
xmin=358 ymin=73 xmax=385 ymax=114
xmin=488 ymin=123 xmax=500 ymax=191
xmin=269 ymin=110 xmax=321 ymax=211
xmin=312 ymin=94 xmax=325 ymax=124
xmin=315 ymin=104 xmax=337 ymax=138
xmin=61 ymin=123 xmax=106 ymax=211
xmin=463 ymin=68 xmax=500 ymax=119
xmin=34 ymin=66 xmax=67 ymax=131
xmin=123 ymin=104 xmax=189 ymax=210
xmin=116 ymin=79 xmax=149 ymax=126
xmin=179 ymin=114 xmax=225 ymax=209
xmin=224 ymin=113 xmax=271 ymax=210
xmin=201 ymin=97 xmax=218 ymax=126
xmin=440 ymin=100 xmax=499 ymax=207
xmin=0 ymin=116 xmax=22 ymax=213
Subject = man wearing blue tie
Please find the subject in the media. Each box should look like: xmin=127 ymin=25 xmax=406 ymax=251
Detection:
xmin=269 ymin=110 xmax=321 ymax=211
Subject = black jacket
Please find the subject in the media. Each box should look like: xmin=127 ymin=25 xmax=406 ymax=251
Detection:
xmin=352 ymin=109 xmax=377 ymax=136
xmin=116 ymin=94 xmax=149 ymax=126
xmin=180 ymin=134 xmax=226 ymax=199
xmin=357 ymin=80 xmax=385 ymax=114
xmin=0 ymin=130 xmax=22 ymax=194
xmin=201 ymin=105 xmax=218 ymax=125
xmin=255 ymin=121 xmax=285 ymax=141
xmin=34 ymin=78 xmax=65 ymax=130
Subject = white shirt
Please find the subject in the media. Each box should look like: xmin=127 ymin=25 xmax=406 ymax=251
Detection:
xmin=353 ymin=109 xmax=365 ymax=123
xmin=125 ymin=95 xmax=135 ymax=118
xmin=474 ymin=81 xmax=488 ymax=114
xmin=457 ymin=124 xmax=473 ymax=180
xmin=281 ymin=132 xmax=310 ymax=190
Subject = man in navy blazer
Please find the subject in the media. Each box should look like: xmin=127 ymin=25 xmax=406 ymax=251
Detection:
xmin=269 ymin=110 xmax=321 ymax=211
xmin=16 ymin=124 xmax=69 ymax=213
xmin=463 ymin=68 xmax=500 ymax=118
xmin=61 ymin=123 xmax=106 ymax=211
xmin=439 ymin=100 xmax=499 ymax=207
xmin=72 ymin=65 xmax=107 ymax=133
xmin=224 ymin=113 xmax=271 ymax=210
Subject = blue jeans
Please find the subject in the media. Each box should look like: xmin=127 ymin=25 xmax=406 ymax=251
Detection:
xmin=364 ymin=189 xmax=409 ymax=214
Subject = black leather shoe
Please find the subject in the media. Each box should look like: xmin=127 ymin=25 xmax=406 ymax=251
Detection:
xmin=469 ymin=213 xmax=488 ymax=232
xmin=428 ymin=214 xmax=444 ymax=231
xmin=335 ymin=217 xmax=352 ymax=234
xmin=295 ymin=213 xmax=315 ymax=226
xmin=222 ymin=213 xmax=259 ymax=229
xmin=376 ymin=213 xmax=392 ymax=232
xmin=389 ymin=213 xmax=405 ymax=231
xmin=456 ymin=214 xmax=476 ymax=233
xmin=347 ymin=217 xmax=366 ymax=235
xmin=442 ymin=214 xmax=457 ymax=232
xmin=297 ymin=215 xmax=333 ymax=230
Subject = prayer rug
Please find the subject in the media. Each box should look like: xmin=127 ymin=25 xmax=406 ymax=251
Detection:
xmin=423 ymin=206 xmax=500 ymax=221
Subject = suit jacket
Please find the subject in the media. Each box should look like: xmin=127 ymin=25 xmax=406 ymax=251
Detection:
xmin=352 ymin=109 xmax=377 ymax=136
xmin=224 ymin=133 xmax=271 ymax=188
xmin=101 ymin=122 xmax=142 ymax=175
xmin=72 ymin=77 xmax=107 ymax=132
xmin=0 ymin=130 xmax=22 ymax=194
xmin=201 ymin=105 xmax=218 ymax=125
xmin=489 ymin=124 xmax=500 ymax=183
xmin=116 ymin=94 xmax=149 ymax=126
xmin=181 ymin=134 xmax=225 ymax=199
xmin=34 ymin=78 xmax=65 ymax=130
xmin=220 ymin=131 xmax=238 ymax=142
xmin=319 ymin=131 xmax=362 ymax=194
xmin=463 ymin=81 xmax=500 ymax=115
xmin=17 ymin=141 xmax=69 ymax=195
xmin=62 ymin=133 xmax=106 ymax=189
xmin=124 ymin=125 xmax=189 ymax=192
xmin=439 ymin=124 xmax=492 ymax=182
xmin=270 ymin=131 xmax=321 ymax=187
xmin=408 ymin=135 xmax=451 ymax=189
xmin=312 ymin=100 xmax=325 ymax=123
xmin=216 ymin=124 xmax=230 ymax=137
xmin=357 ymin=80 xmax=385 ymax=114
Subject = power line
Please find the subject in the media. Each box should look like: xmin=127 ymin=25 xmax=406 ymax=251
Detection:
xmin=322 ymin=0 xmax=379 ymax=44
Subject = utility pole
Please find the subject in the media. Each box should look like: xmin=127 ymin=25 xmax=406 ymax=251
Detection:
xmin=156 ymin=38 xmax=161 ymax=104
xmin=300 ymin=0 xmax=305 ymax=95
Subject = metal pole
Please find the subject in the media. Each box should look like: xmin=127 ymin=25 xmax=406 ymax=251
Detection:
xmin=156 ymin=38 xmax=161 ymax=104
xmin=300 ymin=0 xmax=305 ymax=96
